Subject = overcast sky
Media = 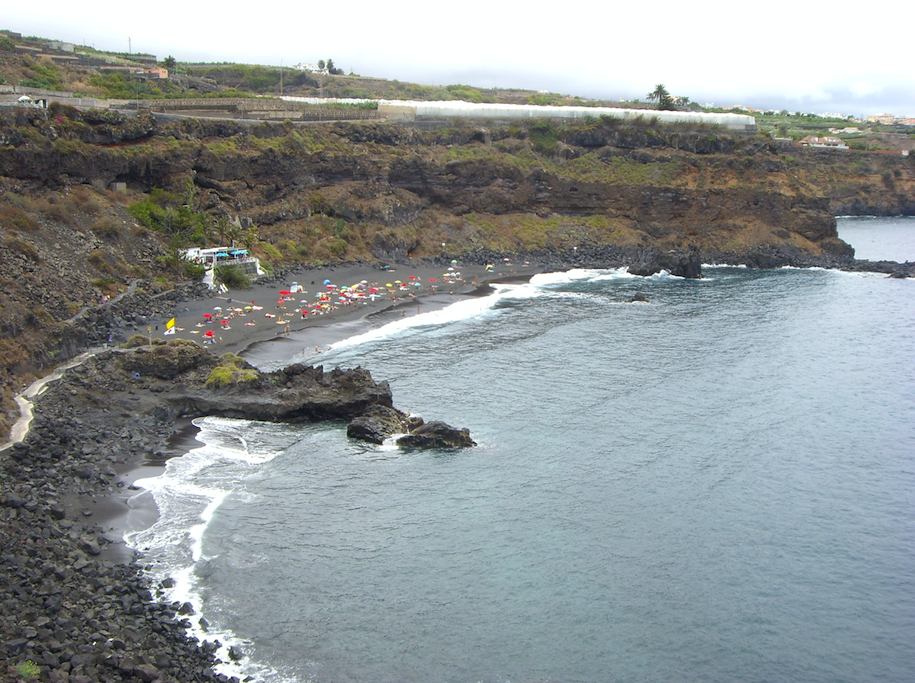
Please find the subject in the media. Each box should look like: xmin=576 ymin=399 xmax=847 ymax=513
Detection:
xmin=5 ymin=0 xmax=914 ymax=118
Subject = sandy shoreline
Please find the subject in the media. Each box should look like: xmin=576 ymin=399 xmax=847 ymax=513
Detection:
xmin=160 ymin=259 xmax=542 ymax=360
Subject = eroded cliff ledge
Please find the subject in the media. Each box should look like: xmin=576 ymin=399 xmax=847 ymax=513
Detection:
xmin=2 ymin=107 xmax=912 ymax=269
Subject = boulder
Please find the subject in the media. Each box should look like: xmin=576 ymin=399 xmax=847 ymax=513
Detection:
xmin=628 ymin=248 xmax=702 ymax=279
xmin=396 ymin=421 xmax=477 ymax=449
xmin=346 ymin=405 xmax=410 ymax=444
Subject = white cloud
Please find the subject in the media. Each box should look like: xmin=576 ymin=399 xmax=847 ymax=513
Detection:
xmin=3 ymin=0 xmax=913 ymax=117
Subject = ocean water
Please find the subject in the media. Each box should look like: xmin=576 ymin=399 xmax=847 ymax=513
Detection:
xmin=125 ymin=218 xmax=915 ymax=683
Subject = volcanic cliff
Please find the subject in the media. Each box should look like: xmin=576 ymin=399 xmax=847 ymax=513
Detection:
xmin=2 ymin=106 xmax=914 ymax=439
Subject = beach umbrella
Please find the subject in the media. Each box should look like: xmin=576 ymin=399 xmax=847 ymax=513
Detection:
xmin=213 ymin=306 xmax=222 ymax=311
xmin=429 ymin=278 xmax=437 ymax=282
xmin=291 ymin=281 xmax=298 ymax=285
xmin=204 ymin=330 xmax=214 ymax=338
xmin=244 ymin=306 xmax=252 ymax=310
xmin=386 ymin=283 xmax=393 ymax=287
xmin=409 ymin=275 xmax=418 ymax=280
xmin=394 ymin=280 xmax=402 ymax=284
xmin=369 ymin=287 xmax=378 ymax=293
xmin=280 ymin=290 xmax=291 ymax=296
xmin=202 ymin=313 xmax=213 ymax=319
xmin=326 ymin=284 xmax=335 ymax=289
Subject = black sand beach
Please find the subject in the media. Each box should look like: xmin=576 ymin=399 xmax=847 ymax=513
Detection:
xmin=165 ymin=260 xmax=541 ymax=358
xmin=0 ymin=257 xmax=549 ymax=683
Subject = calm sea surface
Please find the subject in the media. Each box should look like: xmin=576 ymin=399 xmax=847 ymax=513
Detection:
xmin=126 ymin=217 xmax=915 ymax=683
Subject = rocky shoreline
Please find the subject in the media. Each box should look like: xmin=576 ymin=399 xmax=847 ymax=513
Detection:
xmin=0 ymin=332 xmax=475 ymax=683
xmin=2 ymin=249 xmax=913 ymax=683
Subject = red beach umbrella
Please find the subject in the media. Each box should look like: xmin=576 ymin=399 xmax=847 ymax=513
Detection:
xmin=409 ymin=275 xmax=418 ymax=280
xmin=369 ymin=287 xmax=378 ymax=293
xmin=204 ymin=330 xmax=214 ymax=338
xmin=429 ymin=278 xmax=437 ymax=282
xmin=279 ymin=290 xmax=291 ymax=295
xmin=202 ymin=313 xmax=213 ymax=318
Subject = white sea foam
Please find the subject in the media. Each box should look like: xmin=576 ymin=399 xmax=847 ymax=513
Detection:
xmin=324 ymin=268 xmax=675 ymax=354
xmin=124 ymin=417 xmax=300 ymax=683
xmin=328 ymin=282 xmax=540 ymax=352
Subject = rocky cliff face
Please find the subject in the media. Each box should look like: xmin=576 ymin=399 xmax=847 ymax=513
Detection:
xmin=3 ymin=108 xmax=911 ymax=268
xmin=1 ymin=107 xmax=914 ymax=439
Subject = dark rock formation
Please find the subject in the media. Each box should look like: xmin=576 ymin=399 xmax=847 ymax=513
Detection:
xmin=396 ymin=420 xmax=477 ymax=449
xmin=346 ymin=408 xmax=476 ymax=448
xmin=347 ymin=405 xmax=411 ymax=444
xmin=628 ymin=248 xmax=703 ymax=278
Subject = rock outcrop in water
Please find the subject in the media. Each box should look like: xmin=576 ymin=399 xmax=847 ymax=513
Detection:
xmin=628 ymin=248 xmax=704 ymax=278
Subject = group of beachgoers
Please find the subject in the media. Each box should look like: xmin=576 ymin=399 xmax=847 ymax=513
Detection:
xmin=171 ymin=265 xmax=471 ymax=347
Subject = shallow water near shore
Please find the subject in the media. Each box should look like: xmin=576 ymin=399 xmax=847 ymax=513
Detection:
xmin=126 ymin=217 xmax=915 ymax=683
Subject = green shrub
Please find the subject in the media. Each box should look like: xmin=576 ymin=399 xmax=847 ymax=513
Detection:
xmin=528 ymin=120 xmax=560 ymax=155
xmin=87 ymin=249 xmax=112 ymax=272
xmin=184 ymin=261 xmax=207 ymax=279
xmin=205 ymin=354 xmax=259 ymax=388
xmin=325 ymin=238 xmax=348 ymax=258
xmin=260 ymin=242 xmax=282 ymax=259
xmin=128 ymin=189 xmax=204 ymax=236
xmin=90 ymin=218 xmax=122 ymax=239
xmin=2 ymin=236 xmax=40 ymax=261
xmin=0 ymin=206 xmax=40 ymax=232
xmin=15 ymin=660 xmax=40 ymax=681
xmin=122 ymin=334 xmax=149 ymax=349
xmin=214 ymin=264 xmax=250 ymax=289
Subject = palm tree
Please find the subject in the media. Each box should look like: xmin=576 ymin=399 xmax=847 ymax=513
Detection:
xmin=647 ymin=84 xmax=670 ymax=104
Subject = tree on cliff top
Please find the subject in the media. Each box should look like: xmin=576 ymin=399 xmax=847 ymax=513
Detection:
xmin=647 ymin=83 xmax=676 ymax=110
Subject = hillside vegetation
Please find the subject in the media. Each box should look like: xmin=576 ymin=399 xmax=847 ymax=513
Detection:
xmin=1 ymin=30 xmax=915 ymax=441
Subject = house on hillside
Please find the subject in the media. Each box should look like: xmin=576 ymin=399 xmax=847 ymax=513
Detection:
xmin=799 ymin=135 xmax=848 ymax=149
xmin=293 ymin=63 xmax=328 ymax=75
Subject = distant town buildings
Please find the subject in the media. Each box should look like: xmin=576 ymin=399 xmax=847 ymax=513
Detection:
xmin=799 ymin=135 xmax=849 ymax=149
xmin=867 ymin=113 xmax=915 ymax=125
xmin=720 ymin=104 xmax=765 ymax=114
xmin=143 ymin=67 xmax=168 ymax=80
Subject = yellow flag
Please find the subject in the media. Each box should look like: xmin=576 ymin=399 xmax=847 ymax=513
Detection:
xmin=166 ymin=318 xmax=175 ymax=330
